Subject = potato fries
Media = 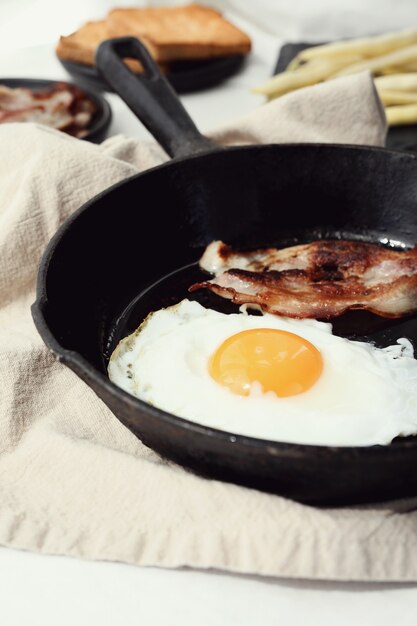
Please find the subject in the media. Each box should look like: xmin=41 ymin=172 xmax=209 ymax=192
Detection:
xmin=375 ymin=73 xmax=417 ymax=91
xmin=377 ymin=90 xmax=417 ymax=106
xmin=252 ymin=55 xmax=362 ymax=98
xmin=296 ymin=30 xmax=417 ymax=62
xmin=253 ymin=29 xmax=417 ymax=126
xmin=335 ymin=44 xmax=417 ymax=77
xmin=386 ymin=104 xmax=417 ymax=125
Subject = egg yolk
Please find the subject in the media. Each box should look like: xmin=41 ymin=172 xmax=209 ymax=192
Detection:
xmin=209 ymin=328 xmax=323 ymax=397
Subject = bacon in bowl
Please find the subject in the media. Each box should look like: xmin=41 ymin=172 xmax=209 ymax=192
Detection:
xmin=0 ymin=82 xmax=97 ymax=138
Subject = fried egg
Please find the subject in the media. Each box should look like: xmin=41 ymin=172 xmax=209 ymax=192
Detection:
xmin=108 ymin=299 xmax=417 ymax=447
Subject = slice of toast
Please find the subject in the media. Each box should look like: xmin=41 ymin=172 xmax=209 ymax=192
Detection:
xmin=56 ymin=20 xmax=112 ymax=67
xmin=106 ymin=3 xmax=252 ymax=62
xmin=56 ymin=20 xmax=156 ymax=74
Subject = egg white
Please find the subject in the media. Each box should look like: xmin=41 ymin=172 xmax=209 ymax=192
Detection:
xmin=108 ymin=299 xmax=417 ymax=447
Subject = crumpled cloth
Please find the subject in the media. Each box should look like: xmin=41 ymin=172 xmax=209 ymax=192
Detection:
xmin=4 ymin=72 xmax=415 ymax=582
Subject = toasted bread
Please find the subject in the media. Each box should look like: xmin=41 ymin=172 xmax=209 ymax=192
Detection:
xmin=56 ymin=20 xmax=153 ymax=74
xmin=106 ymin=3 xmax=251 ymax=62
xmin=56 ymin=20 xmax=111 ymax=67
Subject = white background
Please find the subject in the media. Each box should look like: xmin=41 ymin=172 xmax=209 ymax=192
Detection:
xmin=1 ymin=1 xmax=417 ymax=624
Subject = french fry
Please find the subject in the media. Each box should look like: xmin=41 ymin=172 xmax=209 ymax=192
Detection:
xmin=378 ymin=67 xmax=400 ymax=75
xmin=405 ymin=62 xmax=417 ymax=71
xmin=377 ymin=89 xmax=417 ymax=105
xmin=334 ymin=43 xmax=417 ymax=77
xmin=252 ymin=55 xmax=361 ymax=98
xmin=288 ymin=53 xmax=363 ymax=71
xmin=252 ymin=62 xmax=328 ymax=98
xmin=294 ymin=29 xmax=417 ymax=63
xmin=286 ymin=56 xmax=304 ymax=71
xmin=374 ymin=73 xmax=417 ymax=91
xmin=377 ymin=63 xmax=417 ymax=74
xmin=385 ymin=103 xmax=417 ymax=125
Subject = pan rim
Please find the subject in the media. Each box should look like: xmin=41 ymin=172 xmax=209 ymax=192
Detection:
xmin=31 ymin=141 xmax=417 ymax=456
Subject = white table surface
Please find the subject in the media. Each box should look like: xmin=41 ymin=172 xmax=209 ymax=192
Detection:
xmin=1 ymin=1 xmax=417 ymax=624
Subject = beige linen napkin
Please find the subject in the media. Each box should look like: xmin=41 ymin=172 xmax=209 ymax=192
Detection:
xmin=3 ymin=71 xmax=417 ymax=582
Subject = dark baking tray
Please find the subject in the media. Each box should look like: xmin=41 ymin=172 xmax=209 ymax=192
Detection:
xmin=275 ymin=42 xmax=417 ymax=152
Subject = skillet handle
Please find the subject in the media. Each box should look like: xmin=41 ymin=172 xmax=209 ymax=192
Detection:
xmin=95 ymin=37 xmax=216 ymax=159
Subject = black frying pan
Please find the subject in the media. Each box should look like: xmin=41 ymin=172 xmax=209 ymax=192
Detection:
xmin=32 ymin=38 xmax=417 ymax=506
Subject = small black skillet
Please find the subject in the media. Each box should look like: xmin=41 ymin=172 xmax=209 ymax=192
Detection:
xmin=59 ymin=54 xmax=246 ymax=95
xmin=32 ymin=38 xmax=417 ymax=506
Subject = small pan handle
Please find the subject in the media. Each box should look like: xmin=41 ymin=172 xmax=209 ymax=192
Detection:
xmin=95 ymin=37 xmax=216 ymax=159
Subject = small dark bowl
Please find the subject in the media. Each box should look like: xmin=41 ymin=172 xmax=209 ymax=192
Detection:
xmin=0 ymin=78 xmax=112 ymax=143
xmin=59 ymin=54 xmax=246 ymax=94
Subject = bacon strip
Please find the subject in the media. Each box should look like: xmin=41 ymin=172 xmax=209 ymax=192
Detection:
xmin=0 ymin=83 xmax=96 ymax=138
xmin=190 ymin=240 xmax=417 ymax=319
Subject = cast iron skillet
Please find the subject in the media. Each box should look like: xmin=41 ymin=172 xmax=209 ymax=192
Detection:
xmin=32 ymin=38 xmax=417 ymax=506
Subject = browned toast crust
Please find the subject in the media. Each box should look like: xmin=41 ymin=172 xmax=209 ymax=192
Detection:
xmin=56 ymin=4 xmax=251 ymax=73
xmin=56 ymin=20 xmax=110 ymax=66
xmin=107 ymin=3 xmax=252 ymax=61
xmin=56 ymin=20 xmax=158 ymax=74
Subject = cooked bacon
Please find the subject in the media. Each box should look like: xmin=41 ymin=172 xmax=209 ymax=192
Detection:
xmin=0 ymin=86 xmax=33 ymax=112
xmin=190 ymin=240 xmax=417 ymax=319
xmin=0 ymin=83 xmax=96 ymax=138
xmin=1 ymin=105 xmax=74 ymax=129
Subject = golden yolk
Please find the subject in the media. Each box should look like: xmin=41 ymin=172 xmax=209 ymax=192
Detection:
xmin=209 ymin=328 xmax=323 ymax=397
